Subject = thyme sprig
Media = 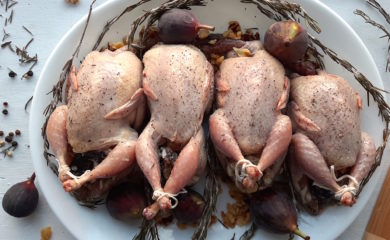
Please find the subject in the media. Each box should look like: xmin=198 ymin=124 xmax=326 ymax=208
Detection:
xmin=354 ymin=9 xmax=390 ymax=71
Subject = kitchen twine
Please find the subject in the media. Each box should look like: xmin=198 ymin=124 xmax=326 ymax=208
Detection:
xmin=55 ymin=158 xmax=91 ymax=182
xmin=235 ymin=159 xmax=263 ymax=184
xmin=152 ymin=188 xmax=187 ymax=209
xmin=330 ymin=165 xmax=359 ymax=200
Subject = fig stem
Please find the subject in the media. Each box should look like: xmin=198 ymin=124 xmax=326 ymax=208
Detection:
xmin=29 ymin=172 xmax=36 ymax=182
xmin=198 ymin=24 xmax=215 ymax=31
xmin=294 ymin=228 xmax=310 ymax=240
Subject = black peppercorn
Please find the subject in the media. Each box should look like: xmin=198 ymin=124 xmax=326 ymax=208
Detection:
xmin=8 ymin=132 xmax=14 ymax=137
xmin=0 ymin=131 xmax=3 ymax=136
xmin=27 ymin=71 xmax=33 ymax=77
xmin=15 ymin=130 xmax=21 ymax=136
xmin=2 ymin=109 xmax=8 ymax=115
xmin=8 ymin=71 xmax=16 ymax=78
xmin=11 ymin=141 xmax=18 ymax=147
xmin=3 ymin=102 xmax=8 ymax=107
xmin=5 ymin=136 xmax=12 ymax=143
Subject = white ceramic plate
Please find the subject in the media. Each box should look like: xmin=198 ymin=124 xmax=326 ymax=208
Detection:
xmin=30 ymin=0 xmax=385 ymax=239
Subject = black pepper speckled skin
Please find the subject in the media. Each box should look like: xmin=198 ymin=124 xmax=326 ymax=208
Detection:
xmin=217 ymin=47 xmax=286 ymax=155
xmin=142 ymin=44 xmax=214 ymax=144
xmin=67 ymin=50 xmax=142 ymax=153
xmin=289 ymin=72 xmax=361 ymax=169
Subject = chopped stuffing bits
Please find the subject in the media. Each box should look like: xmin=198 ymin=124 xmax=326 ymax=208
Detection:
xmin=66 ymin=0 xmax=80 ymax=4
xmin=6 ymin=150 xmax=13 ymax=157
xmin=40 ymin=226 xmax=52 ymax=240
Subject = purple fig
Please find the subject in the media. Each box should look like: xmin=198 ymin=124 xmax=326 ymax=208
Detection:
xmin=264 ymin=20 xmax=308 ymax=64
xmin=2 ymin=173 xmax=39 ymax=218
xmin=286 ymin=60 xmax=317 ymax=76
xmin=172 ymin=189 xmax=205 ymax=224
xmin=158 ymin=9 xmax=214 ymax=44
xmin=250 ymin=187 xmax=310 ymax=240
xmin=106 ymin=182 xmax=146 ymax=220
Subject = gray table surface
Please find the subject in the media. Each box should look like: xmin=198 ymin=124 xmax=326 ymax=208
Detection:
xmin=1 ymin=0 xmax=390 ymax=239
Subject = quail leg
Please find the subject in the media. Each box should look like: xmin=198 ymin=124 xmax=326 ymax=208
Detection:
xmin=46 ymin=105 xmax=73 ymax=182
xmin=340 ymin=132 xmax=376 ymax=206
xmin=63 ymin=131 xmax=138 ymax=192
xmin=209 ymin=109 xmax=260 ymax=191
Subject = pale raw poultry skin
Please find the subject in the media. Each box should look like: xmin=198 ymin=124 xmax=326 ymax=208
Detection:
xmin=67 ymin=50 xmax=143 ymax=152
xmin=137 ymin=44 xmax=213 ymax=220
xmin=288 ymin=72 xmax=376 ymax=210
xmin=209 ymin=41 xmax=292 ymax=193
xmin=46 ymin=49 xmax=145 ymax=192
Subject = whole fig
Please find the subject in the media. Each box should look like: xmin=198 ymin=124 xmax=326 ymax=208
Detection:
xmin=264 ymin=20 xmax=308 ymax=64
xmin=2 ymin=173 xmax=39 ymax=218
xmin=250 ymin=187 xmax=310 ymax=239
xmin=106 ymin=182 xmax=146 ymax=220
xmin=172 ymin=189 xmax=205 ymax=224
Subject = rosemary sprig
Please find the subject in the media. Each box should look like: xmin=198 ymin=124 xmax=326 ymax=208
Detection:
xmin=238 ymin=222 xmax=257 ymax=240
xmin=22 ymin=25 xmax=33 ymax=36
xmin=240 ymin=0 xmax=321 ymax=34
xmin=367 ymin=0 xmax=390 ymax=25
xmin=132 ymin=218 xmax=160 ymax=240
xmin=354 ymin=9 xmax=390 ymax=71
xmin=132 ymin=184 xmax=160 ymax=240
xmin=92 ymin=0 xmax=152 ymax=51
xmin=2 ymin=29 xmax=10 ymax=41
xmin=192 ymin=138 xmax=219 ymax=240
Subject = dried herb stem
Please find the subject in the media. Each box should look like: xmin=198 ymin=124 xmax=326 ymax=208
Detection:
xmin=92 ymin=0 xmax=152 ymax=51
xmin=132 ymin=184 xmax=159 ymax=240
xmin=2 ymin=29 xmax=10 ymax=41
xmin=354 ymin=9 xmax=390 ymax=72
xmin=366 ymin=0 xmax=390 ymax=25
xmin=22 ymin=25 xmax=33 ymax=36
xmin=25 ymin=96 xmax=33 ymax=112
xmin=240 ymin=0 xmax=321 ymax=34
xmin=239 ymin=222 xmax=257 ymax=240
xmin=192 ymin=138 xmax=218 ymax=240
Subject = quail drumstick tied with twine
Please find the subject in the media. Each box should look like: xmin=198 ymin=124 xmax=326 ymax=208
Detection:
xmin=45 ymin=48 xmax=146 ymax=192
